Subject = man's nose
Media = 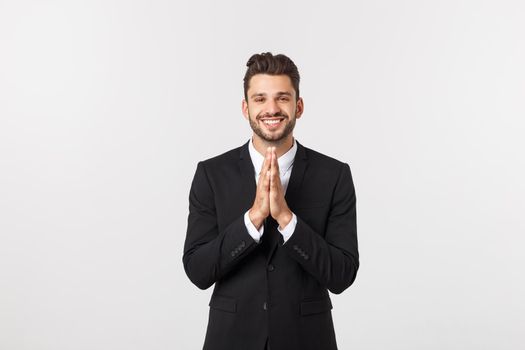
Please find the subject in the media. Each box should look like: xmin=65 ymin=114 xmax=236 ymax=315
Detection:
xmin=265 ymin=99 xmax=280 ymax=115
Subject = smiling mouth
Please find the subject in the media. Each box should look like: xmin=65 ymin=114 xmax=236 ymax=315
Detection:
xmin=260 ymin=118 xmax=285 ymax=129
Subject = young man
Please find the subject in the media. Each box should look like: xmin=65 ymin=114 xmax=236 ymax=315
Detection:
xmin=183 ymin=52 xmax=359 ymax=350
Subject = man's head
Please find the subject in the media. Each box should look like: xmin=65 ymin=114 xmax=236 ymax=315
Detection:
xmin=242 ymin=52 xmax=304 ymax=144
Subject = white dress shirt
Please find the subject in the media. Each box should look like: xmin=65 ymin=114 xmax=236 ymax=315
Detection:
xmin=243 ymin=137 xmax=298 ymax=243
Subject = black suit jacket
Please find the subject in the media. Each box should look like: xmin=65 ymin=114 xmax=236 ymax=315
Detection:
xmin=183 ymin=139 xmax=359 ymax=350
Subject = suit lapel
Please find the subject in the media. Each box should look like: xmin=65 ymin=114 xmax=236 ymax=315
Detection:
xmin=238 ymin=139 xmax=256 ymax=211
xmin=284 ymin=140 xmax=308 ymax=208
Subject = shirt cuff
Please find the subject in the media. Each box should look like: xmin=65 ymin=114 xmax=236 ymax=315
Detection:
xmin=277 ymin=212 xmax=297 ymax=243
xmin=244 ymin=210 xmax=264 ymax=243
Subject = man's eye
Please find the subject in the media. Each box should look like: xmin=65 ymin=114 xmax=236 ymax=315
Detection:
xmin=279 ymin=97 xmax=289 ymax=102
xmin=255 ymin=98 xmax=264 ymax=103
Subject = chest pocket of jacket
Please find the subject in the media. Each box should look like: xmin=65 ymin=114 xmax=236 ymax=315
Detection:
xmin=209 ymin=295 xmax=237 ymax=313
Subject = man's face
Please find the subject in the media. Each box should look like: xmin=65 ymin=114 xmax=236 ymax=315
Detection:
xmin=242 ymin=74 xmax=303 ymax=143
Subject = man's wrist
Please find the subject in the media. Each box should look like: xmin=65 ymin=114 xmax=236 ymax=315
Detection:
xmin=249 ymin=208 xmax=265 ymax=230
xmin=277 ymin=210 xmax=293 ymax=230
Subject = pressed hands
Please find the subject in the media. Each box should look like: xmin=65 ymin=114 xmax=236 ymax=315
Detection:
xmin=249 ymin=147 xmax=293 ymax=231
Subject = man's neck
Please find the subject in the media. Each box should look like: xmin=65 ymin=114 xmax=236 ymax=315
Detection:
xmin=252 ymin=134 xmax=294 ymax=158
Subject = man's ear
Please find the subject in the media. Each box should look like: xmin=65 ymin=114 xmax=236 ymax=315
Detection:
xmin=242 ymin=99 xmax=249 ymax=120
xmin=295 ymin=97 xmax=304 ymax=119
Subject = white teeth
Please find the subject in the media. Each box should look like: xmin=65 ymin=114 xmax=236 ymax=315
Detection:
xmin=263 ymin=119 xmax=281 ymax=124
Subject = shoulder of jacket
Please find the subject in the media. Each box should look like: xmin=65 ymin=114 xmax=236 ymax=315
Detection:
xmin=302 ymin=144 xmax=348 ymax=168
xmin=197 ymin=143 xmax=244 ymax=168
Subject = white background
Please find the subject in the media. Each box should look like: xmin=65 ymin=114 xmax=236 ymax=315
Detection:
xmin=1 ymin=0 xmax=524 ymax=349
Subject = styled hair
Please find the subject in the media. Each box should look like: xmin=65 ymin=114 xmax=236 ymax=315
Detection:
xmin=243 ymin=52 xmax=300 ymax=101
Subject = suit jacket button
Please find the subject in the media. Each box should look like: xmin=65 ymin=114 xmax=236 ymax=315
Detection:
xmin=263 ymin=301 xmax=267 ymax=310
xmin=231 ymin=252 xmax=235 ymax=257
xmin=267 ymin=264 xmax=275 ymax=271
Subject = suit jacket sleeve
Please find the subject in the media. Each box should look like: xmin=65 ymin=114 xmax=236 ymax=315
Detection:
xmin=283 ymin=162 xmax=359 ymax=294
xmin=183 ymin=161 xmax=258 ymax=290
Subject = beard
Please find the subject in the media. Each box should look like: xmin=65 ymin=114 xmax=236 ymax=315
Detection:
xmin=248 ymin=110 xmax=296 ymax=143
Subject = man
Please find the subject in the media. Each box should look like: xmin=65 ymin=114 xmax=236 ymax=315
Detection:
xmin=183 ymin=52 xmax=359 ymax=350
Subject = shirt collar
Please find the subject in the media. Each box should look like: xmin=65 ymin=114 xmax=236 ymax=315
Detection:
xmin=248 ymin=137 xmax=297 ymax=175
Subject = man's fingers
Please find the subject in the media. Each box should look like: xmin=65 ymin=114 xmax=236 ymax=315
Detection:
xmin=258 ymin=169 xmax=269 ymax=191
xmin=259 ymin=147 xmax=272 ymax=177
xmin=270 ymin=157 xmax=279 ymax=191
xmin=259 ymin=147 xmax=283 ymax=192
xmin=272 ymin=147 xmax=280 ymax=173
xmin=271 ymin=148 xmax=276 ymax=172
xmin=257 ymin=148 xmax=271 ymax=189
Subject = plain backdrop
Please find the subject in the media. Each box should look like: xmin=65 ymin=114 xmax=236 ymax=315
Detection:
xmin=1 ymin=0 xmax=524 ymax=349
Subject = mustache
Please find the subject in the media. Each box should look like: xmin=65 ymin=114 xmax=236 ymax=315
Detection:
xmin=257 ymin=112 xmax=288 ymax=119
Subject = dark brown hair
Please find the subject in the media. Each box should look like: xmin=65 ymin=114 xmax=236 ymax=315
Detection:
xmin=243 ymin=52 xmax=300 ymax=101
